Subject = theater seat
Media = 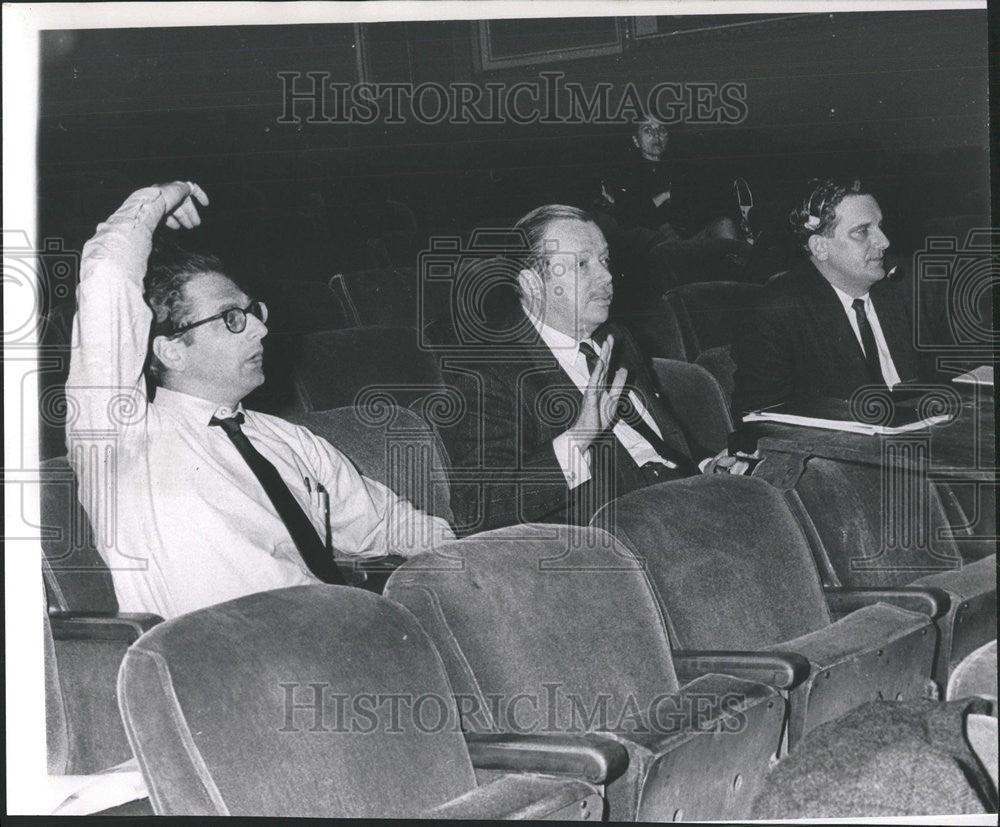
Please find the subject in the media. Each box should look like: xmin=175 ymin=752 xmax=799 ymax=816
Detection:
xmin=118 ymin=586 xmax=619 ymax=818
xmin=329 ymin=266 xmax=452 ymax=330
xmin=647 ymin=238 xmax=753 ymax=291
xmin=295 ymin=326 xmax=445 ymax=413
xmin=616 ymin=305 xmax=689 ymax=363
xmin=246 ymin=326 xmax=447 ymax=417
xmin=662 ymin=281 xmax=762 ymax=360
xmin=40 ymin=457 xmax=162 ymax=776
xmin=288 ymin=404 xmax=455 ymax=590
xmin=781 ymin=461 xmax=997 ymax=686
xmin=38 ymin=303 xmax=76 ymax=460
xmin=651 ymin=357 xmax=734 ymax=455
xmin=594 ymin=475 xmax=941 ymax=748
xmin=287 ymin=405 xmax=454 ymax=525
xmin=385 ymin=524 xmax=790 ymax=822
xmin=248 ymin=277 xmax=350 ymax=335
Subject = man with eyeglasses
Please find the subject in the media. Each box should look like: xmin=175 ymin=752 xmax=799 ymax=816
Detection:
xmin=66 ymin=182 xmax=454 ymax=619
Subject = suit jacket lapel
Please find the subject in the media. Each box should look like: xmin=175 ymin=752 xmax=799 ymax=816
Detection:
xmin=799 ymin=264 xmax=878 ymax=390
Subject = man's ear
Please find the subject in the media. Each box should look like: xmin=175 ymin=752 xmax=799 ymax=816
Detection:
xmin=151 ymin=334 xmax=188 ymax=375
xmin=807 ymin=233 xmax=829 ymax=261
xmin=631 ymin=135 xmax=640 ymax=150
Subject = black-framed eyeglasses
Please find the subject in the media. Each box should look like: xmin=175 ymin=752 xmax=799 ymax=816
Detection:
xmin=166 ymin=300 xmax=268 ymax=337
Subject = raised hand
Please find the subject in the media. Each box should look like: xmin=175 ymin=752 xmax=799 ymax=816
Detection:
xmin=567 ymin=334 xmax=628 ymax=451
xmin=155 ymin=181 xmax=209 ymax=230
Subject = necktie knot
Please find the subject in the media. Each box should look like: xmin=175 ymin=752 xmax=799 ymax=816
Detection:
xmin=852 ymin=297 xmax=865 ymax=313
xmin=210 ymin=412 xmax=246 ymax=434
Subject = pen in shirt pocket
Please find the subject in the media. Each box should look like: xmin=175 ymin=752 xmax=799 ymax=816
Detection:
xmin=303 ymin=477 xmax=332 ymax=552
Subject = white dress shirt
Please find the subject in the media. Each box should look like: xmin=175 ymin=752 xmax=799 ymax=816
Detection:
xmin=525 ymin=312 xmax=674 ymax=490
xmin=830 ymin=285 xmax=903 ymax=387
xmin=66 ymin=187 xmax=453 ymax=619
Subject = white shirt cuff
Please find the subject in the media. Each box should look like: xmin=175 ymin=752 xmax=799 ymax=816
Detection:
xmin=553 ymin=432 xmax=592 ymax=490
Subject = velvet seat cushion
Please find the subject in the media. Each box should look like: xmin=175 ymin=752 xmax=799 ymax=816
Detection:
xmin=119 ymin=586 xmax=477 ymax=817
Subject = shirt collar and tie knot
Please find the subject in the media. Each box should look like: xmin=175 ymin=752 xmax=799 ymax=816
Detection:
xmin=578 ymin=340 xmax=600 ymax=376
xmin=209 ymin=411 xmax=246 ymax=432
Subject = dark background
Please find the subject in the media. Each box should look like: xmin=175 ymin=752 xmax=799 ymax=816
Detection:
xmin=37 ymin=10 xmax=990 ymax=291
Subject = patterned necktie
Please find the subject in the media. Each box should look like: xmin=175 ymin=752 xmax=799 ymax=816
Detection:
xmin=578 ymin=341 xmax=695 ymax=474
xmin=210 ymin=413 xmax=346 ymax=585
xmin=851 ymin=298 xmax=887 ymax=385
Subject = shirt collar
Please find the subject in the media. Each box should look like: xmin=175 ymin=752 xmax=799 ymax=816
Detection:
xmin=830 ymin=283 xmax=871 ymax=314
xmin=153 ymin=386 xmax=247 ymax=425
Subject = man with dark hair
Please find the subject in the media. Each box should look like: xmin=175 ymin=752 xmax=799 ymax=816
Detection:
xmin=443 ymin=204 xmax=742 ymax=533
xmin=732 ymin=178 xmax=932 ymax=413
xmin=66 ymin=182 xmax=453 ymax=619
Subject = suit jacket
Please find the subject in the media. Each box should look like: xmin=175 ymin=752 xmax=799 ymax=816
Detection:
xmin=732 ymin=260 xmax=933 ymax=414
xmin=441 ymin=310 xmax=708 ymax=534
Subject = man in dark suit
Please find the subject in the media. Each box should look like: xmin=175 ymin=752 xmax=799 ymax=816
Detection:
xmin=442 ymin=205 xmax=740 ymax=534
xmin=732 ymin=178 xmax=933 ymax=414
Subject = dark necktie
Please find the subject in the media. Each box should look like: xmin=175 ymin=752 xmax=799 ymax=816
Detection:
xmin=579 ymin=341 xmax=695 ymax=474
xmin=851 ymin=298 xmax=886 ymax=385
xmin=210 ymin=413 xmax=346 ymax=586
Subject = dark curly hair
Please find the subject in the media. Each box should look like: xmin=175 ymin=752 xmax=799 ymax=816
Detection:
xmin=143 ymin=232 xmax=229 ymax=382
xmin=788 ymin=178 xmax=871 ymax=251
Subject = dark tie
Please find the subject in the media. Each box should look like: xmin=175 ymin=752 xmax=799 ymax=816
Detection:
xmin=579 ymin=341 xmax=695 ymax=474
xmin=851 ymin=298 xmax=886 ymax=385
xmin=210 ymin=413 xmax=346 ymax=585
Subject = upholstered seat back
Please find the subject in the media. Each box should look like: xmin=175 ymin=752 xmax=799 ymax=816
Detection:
xmin=385 ymin=524 xmax=681 ymax=734
xmin=663 ymin=280 xmax=762 ymax=358
xmin=595 ymin=475 xmax=832 ymax=651
xmin=40 ymin=456 xmax=118 ymax=614
xmin=118 ymin=586 xmax=476 ymax=817
xmin=249 ymin=277 xmax=350 ymax=335
xmin=293 ymin=326 xmax=445 ymax=412
xmin=650 ymin=357 xmax=734 ymax=454
xmin=288 ymin=406 xmax=454 ymax=525
xmin=791 ymin=459 xmax=965 ymax=587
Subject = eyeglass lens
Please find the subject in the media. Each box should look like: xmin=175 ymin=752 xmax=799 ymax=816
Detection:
xmin=222 ymin=301 xmax=266 ymax=334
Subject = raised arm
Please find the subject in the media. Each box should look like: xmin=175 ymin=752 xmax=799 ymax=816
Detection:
xmin=66 ymin=182 xmax=209 ymax=449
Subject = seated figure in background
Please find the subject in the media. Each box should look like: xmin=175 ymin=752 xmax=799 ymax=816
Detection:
xmin=66 ymin=181 xmax=453 ymax=619
xmin=600 ymin=114 xmax=748 ymax=243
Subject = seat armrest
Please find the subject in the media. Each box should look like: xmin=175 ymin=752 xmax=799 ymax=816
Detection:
xmin=49 ymin=613 xmax=163 ymax=642
xmin=337 ymin=554 xmax=407 ymax=591
xmin=672 ymin=649 xmax=810 ymax=689
xmin=824 ymin=586 xmax=950 ymax=620
xmin=464 ymin=732 xmax=628 ymax=785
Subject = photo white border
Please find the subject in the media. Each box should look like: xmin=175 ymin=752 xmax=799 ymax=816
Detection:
xmin=3 ymin=1 xmax=989 ymax=819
